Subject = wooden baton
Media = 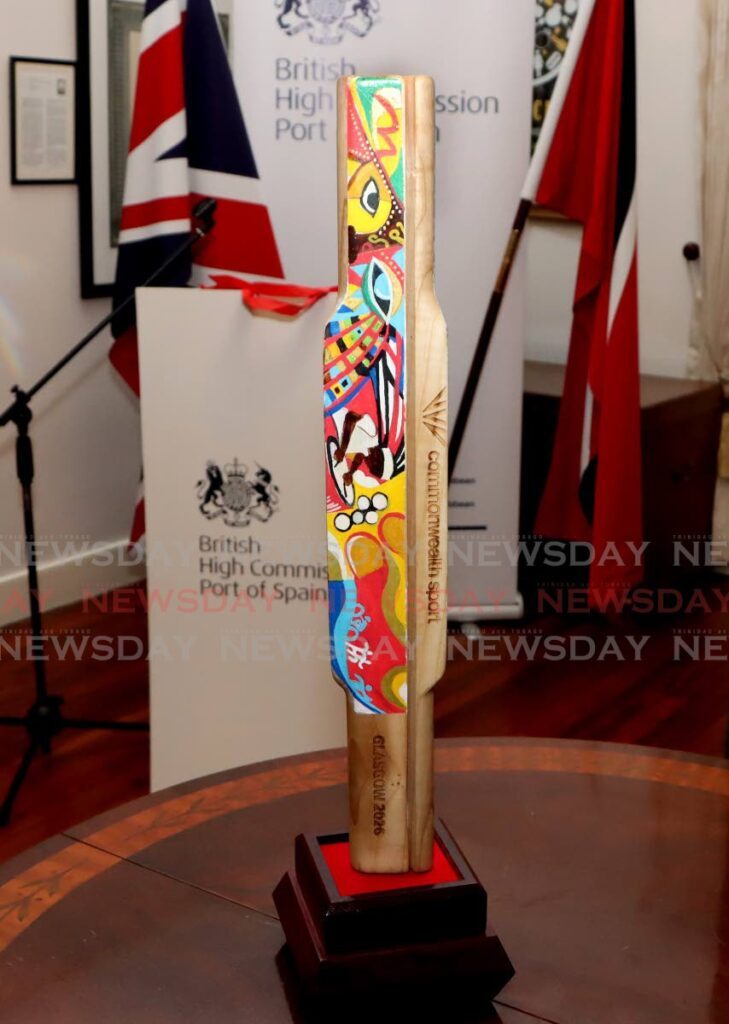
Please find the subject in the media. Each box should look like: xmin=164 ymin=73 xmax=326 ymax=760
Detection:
xmin=323 ymin=75 xmax=447 ymax=873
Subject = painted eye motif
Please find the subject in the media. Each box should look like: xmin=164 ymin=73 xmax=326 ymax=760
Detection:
xmin=362 ymin=258 xmax=393 ymax=321
xmin=360 ymin=177 xmax=380 ymax=217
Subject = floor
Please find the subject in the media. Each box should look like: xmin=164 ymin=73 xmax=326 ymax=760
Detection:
xmin=1 ymin=578 xmax=727 ymax=864
xmin=0 ymin=585 xmax=150 ymax=863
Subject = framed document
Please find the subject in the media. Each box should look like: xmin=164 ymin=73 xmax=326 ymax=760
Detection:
xmin=10 ymin=57 xmax=76 ymax=184
xmin=76 ymin=0 xmax=232 ymax=298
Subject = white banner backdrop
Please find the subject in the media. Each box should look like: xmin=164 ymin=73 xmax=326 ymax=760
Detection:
xmin=138 ymin=4 xmax=533 ymax=788
xmin=231 ymin=0 xmax=532 ymax=618
xmin=137 ymin=288 xmax=343 ymax=790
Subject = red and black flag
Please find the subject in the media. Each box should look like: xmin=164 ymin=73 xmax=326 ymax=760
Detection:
xmin=525 ymin=0 xmax=642 ymax=594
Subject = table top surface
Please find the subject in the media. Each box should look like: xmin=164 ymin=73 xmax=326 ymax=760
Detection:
xmin=0 ymin=736 xmax=727 ymax=1023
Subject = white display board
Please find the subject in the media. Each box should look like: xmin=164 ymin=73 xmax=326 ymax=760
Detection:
xmin=138 ymin=5 xmax=533 ymax=788
xmin=231 ymin=0 xmax=532 ymax=618
xmin=137 ymin=289 xmax=343 ymax=790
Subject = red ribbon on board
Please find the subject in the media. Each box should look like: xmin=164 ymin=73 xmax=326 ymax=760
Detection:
xmin=209 ymin=274 xmax=337 ymax=318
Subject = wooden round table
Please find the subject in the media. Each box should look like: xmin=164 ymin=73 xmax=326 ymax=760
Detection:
xmin=0 ymin=738 xmax=727 ymax=1023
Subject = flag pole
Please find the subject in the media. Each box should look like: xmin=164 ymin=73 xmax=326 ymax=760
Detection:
xmin=447 ymin=0 xmax=598 ymax=482
xmin=448 ymin=198 xmax=531 ymax=480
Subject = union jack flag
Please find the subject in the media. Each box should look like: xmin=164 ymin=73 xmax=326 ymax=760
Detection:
xmin=111 ymin=0 xmax=284 ymax=544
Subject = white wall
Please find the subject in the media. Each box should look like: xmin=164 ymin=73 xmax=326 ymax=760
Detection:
xmin=526 ymin=0 xmax=702 ymax=378
xmin=0 ymin=0 xmax=143 ymax=620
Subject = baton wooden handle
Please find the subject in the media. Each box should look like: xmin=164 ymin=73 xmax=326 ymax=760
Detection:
xmin=405 ymin=75 xmax=448 ymax=871
xmin=347 ymin=701 xmax=409 ymax=872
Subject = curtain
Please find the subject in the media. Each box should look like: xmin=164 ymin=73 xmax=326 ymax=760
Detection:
xmin=688 ymin=0 xmax=729 ymax=558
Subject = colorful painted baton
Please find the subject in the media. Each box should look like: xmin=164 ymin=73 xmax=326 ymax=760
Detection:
xmin=324 ymin=75 xmax=448 ymax=872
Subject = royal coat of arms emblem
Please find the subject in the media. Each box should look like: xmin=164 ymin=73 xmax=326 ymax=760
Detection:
xmin=196 ymin=459 xmax=279 ymax=527
xmin=275 ymin=0 xmax=380 ymax=44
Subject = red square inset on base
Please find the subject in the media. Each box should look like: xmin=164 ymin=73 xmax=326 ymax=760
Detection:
xmin=321 ymin=839 xmax=460 ymax=896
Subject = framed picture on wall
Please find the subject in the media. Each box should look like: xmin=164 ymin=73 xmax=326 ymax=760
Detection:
xmin=76 ymin=0 xmax=232 ymax=298
xmin=10 ymin=57 xmax=76 ymax=185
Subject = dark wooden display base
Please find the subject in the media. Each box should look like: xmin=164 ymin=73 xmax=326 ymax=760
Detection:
xmin=273 ymin=820 xmax=514 ymax=1016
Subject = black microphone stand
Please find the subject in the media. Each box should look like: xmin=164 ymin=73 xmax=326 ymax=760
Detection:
xmin=0 ymin=198 xmax=217 ymax=826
